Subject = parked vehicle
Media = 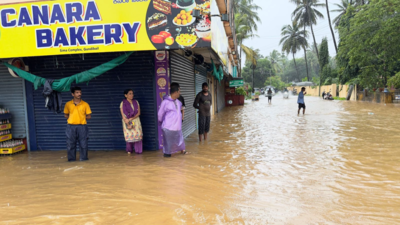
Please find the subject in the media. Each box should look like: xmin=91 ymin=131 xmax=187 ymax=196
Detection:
xmin=324 ymin=92 xmax=334 ymax=100
xmin=260 ymin=88 xmax=265 ymax=94
xmin=283 ymin=91 xmax=289 ymax=99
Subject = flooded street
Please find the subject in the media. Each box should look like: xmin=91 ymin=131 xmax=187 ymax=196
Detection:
xmin=1 ymin=95 xmax=400 ymax=224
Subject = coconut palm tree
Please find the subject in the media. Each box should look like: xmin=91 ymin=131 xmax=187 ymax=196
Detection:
xmin=235 ymin=13 xmax=260 ymax=75
xmin=269 ymin=50 xmax=282 ymax=75
xmin=331 ymin=0 xmax=355 ymax=28
xmin=292 ymin=0 xmax=325 ymax=60
xmin=280 ymin=22 xmax=309 ymax=81
xmin=325 ymin=0 xmax=338 ymax=53
xmin=233 ymin=0 xmax=262 ymax=32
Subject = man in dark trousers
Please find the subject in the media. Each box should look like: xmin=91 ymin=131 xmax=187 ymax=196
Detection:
xmin=64 ymin=87 xmax=92 ymax=161
xmin=193 ymin=82 xmax=212 ymax=141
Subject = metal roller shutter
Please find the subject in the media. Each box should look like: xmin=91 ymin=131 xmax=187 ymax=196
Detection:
xmin=195 ymin=65 xmax=207 ymax=95
xmin=170 ymin=52 xmax=195 ymax=138
xmin=0 ymin=64 xmax=28 ymax=139
xmin=26 ymin=52 xmax=158 ymax=151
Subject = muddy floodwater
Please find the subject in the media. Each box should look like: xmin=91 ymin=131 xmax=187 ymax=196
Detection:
xmin=1 ymin=95 xmax=400 ymax=224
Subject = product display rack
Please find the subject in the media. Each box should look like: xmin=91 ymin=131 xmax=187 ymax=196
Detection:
xmin=0 ymin=113 xmax=26 ymax=155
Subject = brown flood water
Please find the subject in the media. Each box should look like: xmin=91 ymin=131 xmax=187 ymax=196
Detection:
xmin=1 ymin=95 xmax=400 ymax=224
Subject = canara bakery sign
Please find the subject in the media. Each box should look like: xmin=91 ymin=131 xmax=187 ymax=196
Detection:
xmin=1 ymin=1 xmax=141 ymax=48
xmin=0 ymin=0 xmax=213 ymax=58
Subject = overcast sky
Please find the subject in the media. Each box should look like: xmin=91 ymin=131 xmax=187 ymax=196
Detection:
xmin=243 ymin=0 xmax=342 ymax=61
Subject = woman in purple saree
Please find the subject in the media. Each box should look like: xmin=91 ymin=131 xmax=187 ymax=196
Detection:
xmin=158 ymin=84 xmax=186 ymax=157
xmin=120 ymin=89 xmax=143 ymax=154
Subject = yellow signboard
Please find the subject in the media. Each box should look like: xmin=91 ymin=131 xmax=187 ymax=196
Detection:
xmin=0 ymin=0 xmax=212 ymax=58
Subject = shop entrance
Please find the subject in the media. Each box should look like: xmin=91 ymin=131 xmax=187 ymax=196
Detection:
xmin=170 ymin=51 xmax=196 ymax=138
xmin=25 ymin=52 xmax=158 ymax=151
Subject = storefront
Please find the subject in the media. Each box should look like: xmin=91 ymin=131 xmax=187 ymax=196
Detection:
xmin=0 ymin=63 xmax=29 ymax=150
xmin=170 ymin=51 xmax=196 ymax=138
xmin=25 ymin=52 xmax=158 ymax=151
xmin=0 ymin=0 xmax=236 ymax=151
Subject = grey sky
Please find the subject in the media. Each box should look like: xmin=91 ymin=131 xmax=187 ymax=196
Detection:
xmin=243 ymin=0 xmax=342 ymax=60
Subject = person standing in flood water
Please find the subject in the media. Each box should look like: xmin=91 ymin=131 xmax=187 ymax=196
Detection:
xmin=171 ymin=82 xmax=185 ymax=122
xmin=64 ymin=87 xmax=92 ymax=162
xmin=193 ymin=82 xmax=212 ymax=141
xmin=120 ymin=89 xmax=143 ymax=154
xmin=298 ymin=87 xmax=307 ymax=115
xmin=267 ymin=88 xmax=273 ymax=103
xmin=158 ymin=84 xmax=186 ymax=157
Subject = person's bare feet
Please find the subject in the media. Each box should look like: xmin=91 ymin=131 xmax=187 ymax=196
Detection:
xmin=181 ymin=150 xmax=187 ymax=154
xmin=127 ymin=152 xmax=131 ymax=155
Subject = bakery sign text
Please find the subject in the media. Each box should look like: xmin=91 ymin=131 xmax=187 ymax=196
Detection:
xmin=113 ymin=0 xmax=149 ymax=3
xmin=0 ymin=1 xmax=142 ymax=49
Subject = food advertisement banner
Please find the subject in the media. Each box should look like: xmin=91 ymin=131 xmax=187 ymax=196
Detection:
xmin=210 ymin=0 xmax=229 ymax=66
xmin=0 ymin=0 xmax=212 ymax=58
xmin=154 ymin=50 xmax=169 ymax=150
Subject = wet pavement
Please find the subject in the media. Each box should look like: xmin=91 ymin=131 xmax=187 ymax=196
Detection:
xmin=1 ymin=94 xmax=400 ymax=224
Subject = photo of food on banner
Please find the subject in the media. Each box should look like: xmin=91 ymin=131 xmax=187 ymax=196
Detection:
xmin=146 ymin=0 xmax=211 ymax=50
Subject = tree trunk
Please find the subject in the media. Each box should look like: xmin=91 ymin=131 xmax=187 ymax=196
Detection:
xmin=303 ymin=47 xmax=310 ymax=82
xmin=239 ymin=44 xmax=243 ymax=77
xmin=326 ymin=0 xmax=338 ymax=54
xmin=310 ymin=23 xmax=320 ymax=61
xmin=303 ymin=26 xmax=310 ymax=81
xmin=292 ymin=52 xmax=300 ymax=81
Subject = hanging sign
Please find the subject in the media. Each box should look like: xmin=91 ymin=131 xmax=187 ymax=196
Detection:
xmin=229 ymin=79 xmax=243 ymax=87
xmin=0 ymin=0 xmax=212 ymax=58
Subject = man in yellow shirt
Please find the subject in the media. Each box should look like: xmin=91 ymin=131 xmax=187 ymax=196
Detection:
xmin=64 ymin=87 xmax=92 ymax=162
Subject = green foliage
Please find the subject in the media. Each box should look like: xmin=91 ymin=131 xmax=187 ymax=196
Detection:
xmin=264 ymin=76 xmax=288 ymax=91
xmin=318 ymin=38 xmax=329 ymax=73
xmin=242 ymin=57 xmax=274 ymax=88
xmin=333 ymin=97 xmax=347 ymax=100
xmin=302 ymin=77 xmax=308 ymax=82
xmin=255 ymin=92 xmax=260 ymax=96
xmin=387 ymin=72 xmax=400 ymax=89
xmin=336 ymin=0 xmax=400 ymax=87
xmin=235 ymin=87 xmax=247 ymax=96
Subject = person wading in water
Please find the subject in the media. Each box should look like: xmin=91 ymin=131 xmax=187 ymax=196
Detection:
xmin=193 ymin=82 xmax=212 ymax=142
xmin=298 ymin=87 xmax=307 ymax=115
xmin=64 ymin=87 xmax=92 ymax=162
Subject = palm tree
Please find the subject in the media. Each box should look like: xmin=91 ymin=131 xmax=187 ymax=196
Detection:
xmin=325 ymin=0 xmax=338 ymax=53
xmin=269 ymin=50 xmax=282 ymax=75
xmin=280 ymin=22 xmax=309 ymax=81
xmin=331 ymin=0 xmax=354 ymax=28
xmin=292 ymin=0 xmax=325 ymax=60
xmin=235 ymin=12 xmax=260 ymax=75
xmin=233 ymin=0 xmax=262 ymax=32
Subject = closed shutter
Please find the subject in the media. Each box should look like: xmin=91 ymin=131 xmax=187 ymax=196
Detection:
xmin=195 ymin=65 xmax=207 ymax=94
xmin=26 ymin=52 xmax=158 ymax=151
xmin=170 ymin=52 xmax=195 ymax=138
xmin=0 ymin=64 xmax=28 ymax=139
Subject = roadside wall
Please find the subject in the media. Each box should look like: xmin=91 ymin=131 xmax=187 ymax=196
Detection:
xmin=357 ymin=90 xmax=394 ymax=104
xmin=288 ymin=84 xmax=357 ymax=101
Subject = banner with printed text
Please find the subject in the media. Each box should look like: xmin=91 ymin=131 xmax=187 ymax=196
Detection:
xmin=0 ymin=0 xmax=213 ymax=58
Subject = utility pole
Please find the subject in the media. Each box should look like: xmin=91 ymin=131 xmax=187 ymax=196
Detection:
xmin=250 ymin=64 xmax=256 ymax=93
